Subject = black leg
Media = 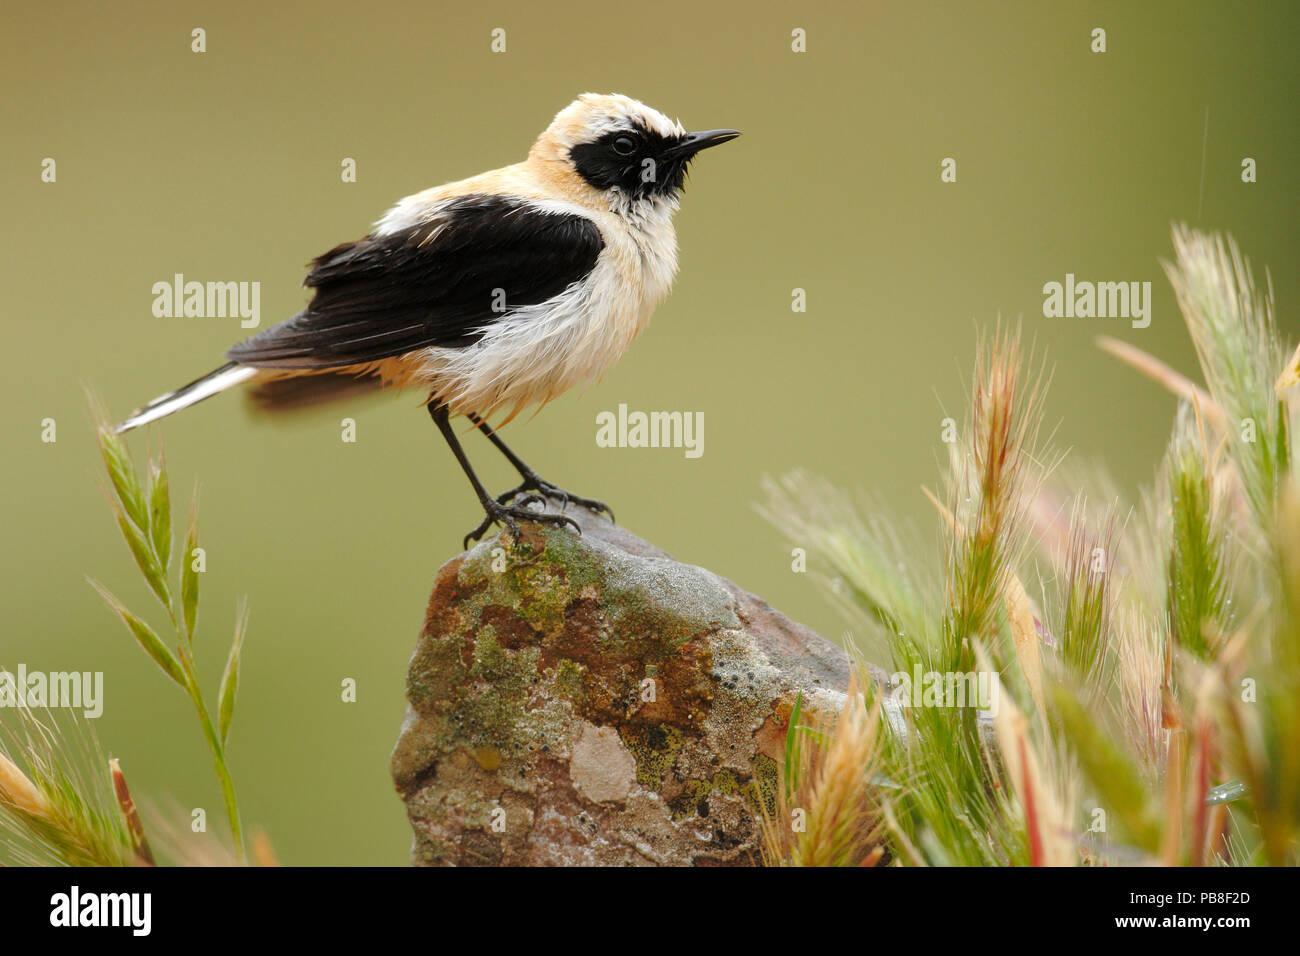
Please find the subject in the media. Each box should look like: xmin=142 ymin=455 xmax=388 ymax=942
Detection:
xmin=466 ymin=411 xmax=615 ymax=522
xmin=428 ymin=403 xmax=580 ymax=549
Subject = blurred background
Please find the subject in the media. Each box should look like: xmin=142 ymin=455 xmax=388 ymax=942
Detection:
xmin=1 ymin=0 xmax=1296 ymax=864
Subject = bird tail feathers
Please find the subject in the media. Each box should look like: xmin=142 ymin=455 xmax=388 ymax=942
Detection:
xmin=115 ymin=362 xmax=258 ymax=434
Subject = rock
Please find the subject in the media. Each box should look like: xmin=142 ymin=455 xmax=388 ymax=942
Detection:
xmin=390 ymin=502 xmax=853 ymax=866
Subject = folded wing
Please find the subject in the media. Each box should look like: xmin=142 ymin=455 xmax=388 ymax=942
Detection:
xmin=226 ymin=194 xmax=604 ymax=369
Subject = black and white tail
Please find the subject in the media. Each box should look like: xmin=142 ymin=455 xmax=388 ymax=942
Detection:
xmin=115 ymin=362 xmax=258 ymax=434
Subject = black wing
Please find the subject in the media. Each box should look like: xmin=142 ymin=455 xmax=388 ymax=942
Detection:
xmin=226 ymin=194 xmax=604 ymax=369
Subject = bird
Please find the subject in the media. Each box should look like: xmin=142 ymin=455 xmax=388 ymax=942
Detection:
xmin=116 ymin=93 xmax=740 ymax=547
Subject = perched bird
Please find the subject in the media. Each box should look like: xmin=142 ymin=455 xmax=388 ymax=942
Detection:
xmin=117 ymin=93 xmax=739 ymax=545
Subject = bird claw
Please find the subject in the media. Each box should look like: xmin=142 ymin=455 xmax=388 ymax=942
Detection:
xmin=463 ymin=497 xmax=582 ymax=550
xmin=496 ymin=475 xmax=615 ymax=523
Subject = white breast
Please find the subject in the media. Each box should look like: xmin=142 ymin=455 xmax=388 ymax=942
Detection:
xmin=409 ymin=195 xmax=680 ymax=422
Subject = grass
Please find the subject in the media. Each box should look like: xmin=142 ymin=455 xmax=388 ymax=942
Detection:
xmin=90 ymin=424 xmax=250 ymax=863
xmin=0 ymin=423 xmax=253 ymax=866
xmin=760 ymin=671 xmax=885 ymax=866
xmin=0 ymin=708 xmax=137 ymax=866
xmin=761 ymin=225 xmax=1300 ymax=866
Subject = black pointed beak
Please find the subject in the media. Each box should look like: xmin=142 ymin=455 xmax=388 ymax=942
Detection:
xmin=666 ymin=129 xmax=741 ymax=158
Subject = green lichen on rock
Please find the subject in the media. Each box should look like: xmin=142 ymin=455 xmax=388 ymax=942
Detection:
xmin=470 ymin=626 xmax=506 ymax=678
xmin=668 ymin=768 xmax=742 ymax=821
xmin=405 ymin=629 xmax=467 ymax=708
xmin=619 ymin=724 xmax=684 ymax=790
xmin=745 ymin=754 xmax=780 ymax=819
xmin=552 ymin=657 xmax=587 ymax=703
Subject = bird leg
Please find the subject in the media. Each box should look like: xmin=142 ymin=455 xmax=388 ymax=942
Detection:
xmin=466 ymin=412 xmax=615 ymax=522
xmin=428 ymin=403 xmax=580 ymax=549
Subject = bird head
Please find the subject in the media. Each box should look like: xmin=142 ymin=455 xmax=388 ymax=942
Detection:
xmin=530 ymin=93 xmax=739 ymax=207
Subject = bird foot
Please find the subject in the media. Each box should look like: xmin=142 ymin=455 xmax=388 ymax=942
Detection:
xmin=496 ymin=474 xmax=615 ymax=523
xmin=463 ymin=496 xmax=582 ymax=550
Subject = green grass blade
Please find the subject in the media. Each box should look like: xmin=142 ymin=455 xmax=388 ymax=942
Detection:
xmin=182 ymin=490 xmax=200 ymax=641
xmin=1050 ymin=683 xmax=1161 ymax=852
xmin=96 ymin=426 xmax=148 ymax=532
xmin=218 ymin=603 xmax=248 ymax=747
xmin=113 ymin=511 xmax=170 ymax=608
xmin=89 ymin=580 xmax=185 ymax=686
xmin=784 ymin=691 xmax=803 ymax=803
xmin=147 ymin=456 xmax=171 ymax=572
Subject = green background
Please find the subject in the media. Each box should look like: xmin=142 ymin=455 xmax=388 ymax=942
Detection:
xmin=2 ymin=0 xmax=1296 ymax=864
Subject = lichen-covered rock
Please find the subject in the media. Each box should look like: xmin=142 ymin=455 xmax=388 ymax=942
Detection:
xmin=390 ymin=504 xmax=851 ymax=866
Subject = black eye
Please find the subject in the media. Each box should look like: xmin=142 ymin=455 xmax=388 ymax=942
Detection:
xmin=611 ymin=135 xmax=638 ymax=156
